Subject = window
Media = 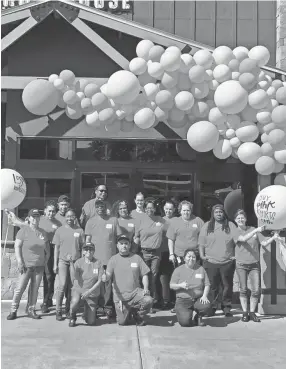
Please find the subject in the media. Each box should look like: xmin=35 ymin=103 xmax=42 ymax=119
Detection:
xmin=19 ymin=139 xmax=72 ymax=160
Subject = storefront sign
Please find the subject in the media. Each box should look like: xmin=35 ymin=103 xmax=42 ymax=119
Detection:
xmin=2 ymin=1 xmax=133 ymax=13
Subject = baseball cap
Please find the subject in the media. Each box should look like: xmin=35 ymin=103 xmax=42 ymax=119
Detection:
xmin=28 ymin=209 xmax=41 ymax=217
xmin=58 ymin=195 xmax=70 ymax=203
xmin=117 ymin=234 xmax=131 ymax=243
xmin=83 ymin=242 xmax=95 ymax=250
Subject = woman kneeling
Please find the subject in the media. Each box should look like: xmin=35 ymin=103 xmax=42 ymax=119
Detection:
xmin=170 ymin=249 xmax=211 ymax=327
xmin=68 ymin=242 xmax=102 ymax=327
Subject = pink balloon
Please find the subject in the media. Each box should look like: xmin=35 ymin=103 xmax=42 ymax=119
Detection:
xmin=276 ymin=87 xmax=286 ymax=105
xmin=268 ymin=129 xmax=286 ymax=146
xmin=255 ymin=156 xmax=276 ymax=175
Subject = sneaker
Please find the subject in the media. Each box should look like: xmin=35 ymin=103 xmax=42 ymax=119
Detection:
xmin=249 ymin=312 xmax=261 ymax=323
xmin=241 ymin=312 xmax=250 ymax=322
xmin=41 ymin=304 xmax=49 ymax=314
xmin=69 ymin=319 xmax=76 ymax=327
xmin=56 ymin=311 xmax=64 ymax=321
xmin=27 ymin=310 xmax=41 ymax=320
xmin=7 ymin=311 xmax=17 ymax=320
xmin=133 ymin=311 xmax=147 ymax=326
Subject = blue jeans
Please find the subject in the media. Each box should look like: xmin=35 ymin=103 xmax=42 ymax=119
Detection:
xmin=56 ymin=260 xmax=72 ymax=312
xmin=236 ymin=262 xmax=261 ymax=299
xmin=175 ymin=297 xmax=211 ymax=327
xmin=141 ymin=249 xmax=160 ymax=301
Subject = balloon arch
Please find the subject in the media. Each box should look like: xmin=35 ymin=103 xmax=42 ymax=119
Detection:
xmin=22 ymin=42 xmax=286 ymax=183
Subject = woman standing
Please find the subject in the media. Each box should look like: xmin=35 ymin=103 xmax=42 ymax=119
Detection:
xmin=130 ymin=192 xmax=146 ymax=223
xmin=199 ymin=204 xmax=237 ymax=317
xmin=233 ymin=210 xmax=265 ymax=322
xmin=7 ymin=209 xmax=50 ymax=320
xmin=167 ymin=201 xmax=204 ymax=265
xmin=134 ymin=200 xmax=165 ymax=306
xmin=170 ymin=249 xmax=211 ymax=327
xmin=112 ymin=199 xmax=138 ymax=253
xmin=53 ymin=209 xmax=85 ymax=321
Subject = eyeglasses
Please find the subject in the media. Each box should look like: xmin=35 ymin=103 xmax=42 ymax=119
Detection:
xmin=84 ymin=248 xmax=94 ymax=252
xmin=98 ymin=189 xmax=107 ymax=193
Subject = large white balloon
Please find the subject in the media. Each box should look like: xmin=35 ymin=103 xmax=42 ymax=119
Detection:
xmin=1 ymin=169 xmax=27 ymax=209
xmin=248 ymin=46 xmax=270 ymax=67
xmin=254 ymin=185 xmax=286 ymax=229
xmin=187 ymin=121 xmax=219 ymax=152
xmin=237 ymin=142 xmax=262 ymax=164
xmin=106 ymin=71 xmax=140 ymax=105
xmin=214 ymin=81 xmax=248 ymax=114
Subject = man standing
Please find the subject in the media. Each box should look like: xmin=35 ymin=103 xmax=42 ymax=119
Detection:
xmin=85 ymin=200 xmax=117 ymax=319
xmin=102 ymin=235 xmax=153 ymax=326
xmin=55 ymin=195 xmax=71 ymax=225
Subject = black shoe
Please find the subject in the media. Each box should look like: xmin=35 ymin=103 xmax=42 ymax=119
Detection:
xmin=170 ymin=307 xmax=176 ymax=313
xmin=69 ymin=319 xmax=76 ymax=327
xmin=223 ymin=308 xmax=233 ymax=317
xmin=65 ymin=311 xmax=71 ymax=319
xmin=133 ymin=311 xmax=147 ymax=326
xmin=105 ymin=309 xmax=115 ymax=323
xmin=161 ymin=301 xmax=172 ymax=311
xmin=47 ymin=299 xmax=53 ymax=308
xmin=7 ymin=311 xmax=17 ymax=320
xmin=249 ymin=312 xmax=261 ymax=323
xmin=194 ymin=314 xmax=206 ymax=327
xmin=41 ymin=304 xmax=49 ymax=314
xmin=27 ymin=310 xmax=41 ymax=319
xmin=241 ymin=312 xmax=250 ymax=322
xmin=56 ymin=311 xmax=64 ymax=321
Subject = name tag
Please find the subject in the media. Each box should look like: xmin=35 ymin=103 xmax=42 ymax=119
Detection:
xmin=93 ymin=269 xmax=98 ymax=274
xmin=128 ymin=223 xmax=134 ymax=228
xmin=39 ymin=235 xmax=45 ymax=240
xmin=52 ymin=224 xmax=58 ymax=229
xmin=131 ymin=263 xmax=138 ymax=268
xmin=106 ymin=224 xmax=112 ymax=229
xmin=155 ymin=222 xmax=161 ymax=227
xmin=195 ymin=274 xmax=203 ymax=279
xmin=192 ymin=224 xmax=198 ymax=228
xmin=74 ymin=232 xmax=80 ymax=237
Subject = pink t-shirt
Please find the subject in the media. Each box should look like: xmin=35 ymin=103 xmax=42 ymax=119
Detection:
xmin=52 ymin=225 xmax=85 ymax=262
xmin=39 ymin=216 xmax=61 ymax=242
xmin=233 ymin=226 xmax=261 ymax=264
xmin=134 ymin=215 xmax=165 ymax=250
xmin=72 ymin=257 xmax=103 ymax=297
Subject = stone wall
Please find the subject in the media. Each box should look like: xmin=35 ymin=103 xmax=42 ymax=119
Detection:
xmin=277 ymin=0 xmax=286 ymax=70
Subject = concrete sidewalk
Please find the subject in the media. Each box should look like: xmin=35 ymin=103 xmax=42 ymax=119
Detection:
xmin=2 ymin=302 xmax=286 ymax=369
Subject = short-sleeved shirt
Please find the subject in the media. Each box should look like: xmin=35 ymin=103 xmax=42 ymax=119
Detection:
xmin=16 ymin=226 xmax=48 ymax=267
xmin=161 ymin=216 xmax=174 ymax=253
xmin=233 ymin=226 xmax=261 ymax=264
xmin=82 ymin=199 xmax=111 ymax=223
xmin=198 ymin=221 xmax=237 ymax=264
xmin=135 ymin=215 xmax=165 ymax=250
xmin=166 ymin=216 xmax=205 ymax=256
xmin=39 ymin=216 xmax=61 ymax=243
xmin=130 ymin=210 xmax=147 ymax=224
xmin=54 ymin=212 xmax=80 ymax=227
xmin=170 ymin=264 xmax=210 ymax=299
xmin=72 ymin=257 xmax=103 ymax=297
xmin=106 ymin=253 xmax=150 ymax=302
xmin=116 ymin=216 xmax=137 ymax=241
xmin=85 ymin=216 xmax=117 ymax=265
xmin=52 ymin=225 xmax=85 ymax=262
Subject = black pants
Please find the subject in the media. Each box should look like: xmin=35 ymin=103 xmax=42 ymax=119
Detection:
xmin=43 ymin=249 xmax=56 ymax=305
xmin=99 ymin=279 xmax=114 ymax=313
xmin=175 ymin=297 xmax=211 ymax=327
xmin=158 ymin=252 xmax=175 ymax=303
xmin=203 ymin=260 xmax=235 ymax=310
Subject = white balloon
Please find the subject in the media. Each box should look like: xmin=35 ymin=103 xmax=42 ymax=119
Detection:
xmin=274 ymin=149 xmax=286 ymax=164
xmin=148 ymin=62 xmax=164 ymax=79
xmin=85 ymin=111 xmax=100 ymax=127
xmin=236 ymin=121 xmax=259 ymax=142
xmin=255 ymin=156 xmax=276 ymax=175
xmin=213 ymin=139 xmax=232 ymax=159
xmin=129 ymin=57 xmax=147 ymax=75
xmin=254 ymin=185 xmax=286 ymax=229
xmin=1 ymin=169 xmax=26 ymax=209
xmin=213 ymin=65 xmax=231 ymax=83
xmin=189 ymin=65 xmax=206 ymax=83
xmin=154 ymin=106 xmax=168 ymax=122
xmin=143 ymin=83 xmax=160 ymax=101
xmin=191 ymin=82 xmax=209 ymax=99
xmin=248 ymin=89 xmax=270 ymax=110
xmin=193 ymin=50 xmax=214 ymax=69
xmin=208 ymin=80 xmax=220 ymax=91
xmin=136 ymin=40 xmax=154 ymax=60
xmin=209 ymin=107 xmax=226 ymax=126
xmin=180 ymin=54 xmax=195 ymax=73
xmin=213 ymin=46 xmax=234 ymax=65
xmin=175 ymin=91 xmax=194 ymax=111
xmin=187 ymin=121 xmax=219 ymax=152
xmin=106 ymin=71 xmax=140 ymax=105
xmin=134 ymin=108 xmax=156 ymax=129
xmin=49 ymin=74 xmax=59 ymax=83
xmin=177 ymin=73 xmax=191 ymax=90
xmin=191 ymin=101 xmax=209 ymax=118
xmin=248 ymin=45 xmax=270 ymax=67
xmin=233 ymin=46 xmax=249 ymax=62
xmin=225 ymin=114 xmax=241 ymax=129
xmin=214 ymin=81 xmax=248 ymax=114
xmin=160 ymin=49 xmax=181 ymax=72
xmin=232 ymin=72 xmax=241 ymax=81
xmin=273 ymin=162 xmax=285 ymax=174
xmin=230 ymin=137 xmax=241 ymax=148
xmin=274 ymin=173 xmax=286 ymax=186
xmin=256 ymin=110 xmax=272 ymax=125
xmin=225 ymin=129 xmax=236 ymax=139
xmin=237 ymin=142 xmax=262 ymax=164
xmin=161 ymin=71 xmax=179 ymax=89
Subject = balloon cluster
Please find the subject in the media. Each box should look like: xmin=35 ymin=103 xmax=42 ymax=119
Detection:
xmin=22 ymin=41 xmax=286 ymax=178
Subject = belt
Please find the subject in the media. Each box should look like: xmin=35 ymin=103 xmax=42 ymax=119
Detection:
xmin=141 ymin=248 xmax=157 ymax=252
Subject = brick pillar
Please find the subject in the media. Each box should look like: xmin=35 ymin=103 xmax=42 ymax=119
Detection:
xmin=276 ymin=0 xmax=286 ymax=70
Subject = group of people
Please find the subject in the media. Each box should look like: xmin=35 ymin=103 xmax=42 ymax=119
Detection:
xmin=6 ymin=184 xmax=284 ymax=327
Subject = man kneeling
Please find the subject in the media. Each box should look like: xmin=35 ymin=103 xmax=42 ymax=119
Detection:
xmin=68 ymin=242 xmax=102 ymax=327
xmin=170 ymin=249 xmax=211 ymax=327
xmin=102 ymin=235 xmax=153 ymax=326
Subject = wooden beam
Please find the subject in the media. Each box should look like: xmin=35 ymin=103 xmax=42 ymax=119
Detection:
xmin=1 ymin=76 xmax=108 ymax=90
xmin=1 ymin=8 xmax=31 ymax=25
xmin=1 ymin=16 xmax=38 ymax=52
xmin=71 ymin=18 xmax=130 ymax=70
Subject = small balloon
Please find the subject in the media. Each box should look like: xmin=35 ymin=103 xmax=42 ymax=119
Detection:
xmin=193 ymin=49 xmax=214 ymax=69
xmin=136 ymin=40 xmax=154 ymax=60
xmin=129 ymin=57 xmax=147 ymax=75
xmin=59 ymin=70 xmax=75 ymax=85
xmin=189 ymin=65 xmax=206 ymax=83
xmin=84 ymin=83 xmax=100 ymax=98
xmin=180 ymin=54 xmax=196 ymax=73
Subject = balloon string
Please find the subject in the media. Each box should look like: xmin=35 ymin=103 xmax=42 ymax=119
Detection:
xmin=2 ymin=225 xmax=10 ymax=259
